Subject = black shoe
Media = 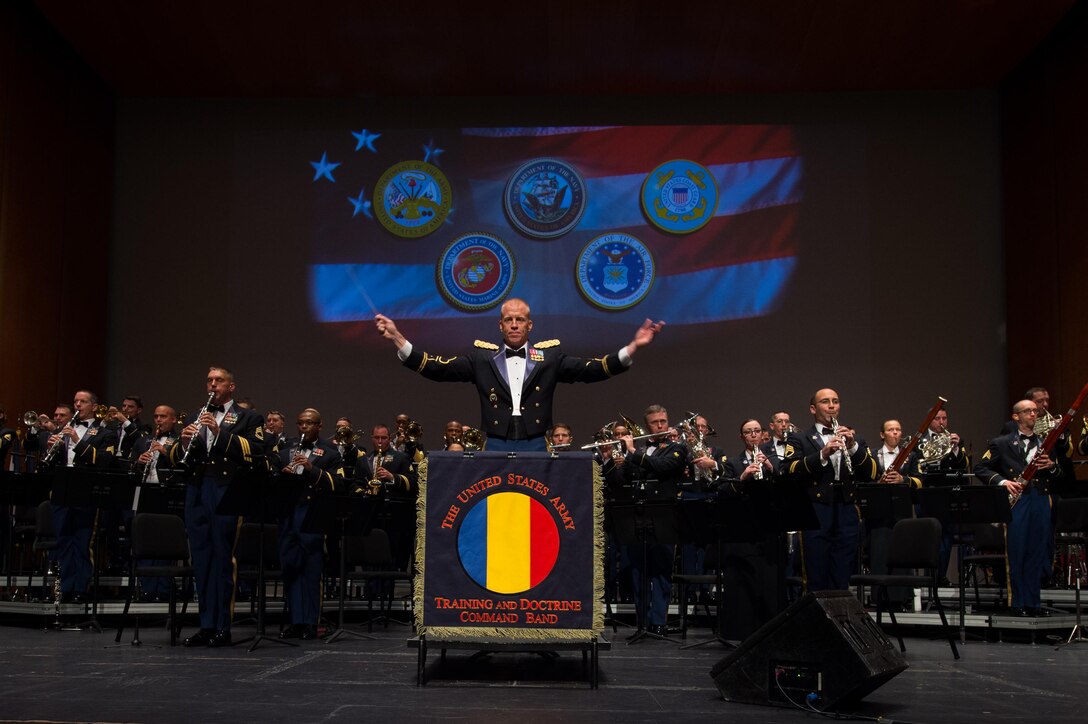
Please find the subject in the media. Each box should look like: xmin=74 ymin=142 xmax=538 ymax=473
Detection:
xmin=1032 ymin=607 xmax=1051 ymax=618
xmin=61 ymin=592 xmax=89 ymax=604
xmin=1010 ymin=607 xmax=1029 ymax=617
xmin=938 ymin=577 xmax=951 ymax=588
xmin=183 ymin=629 xmax=213 ymax=647
xmin=648 ymin=624 xmax=668 ymax=636
xmin=208 ymin=630 xmax=232 ymax=648
xmin=279 ymin=624 xmax=300 ymax=639
xmin=300 ymin=625 xmax=318 ymax=640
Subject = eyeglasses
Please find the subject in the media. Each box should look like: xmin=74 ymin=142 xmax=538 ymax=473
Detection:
xmin=742 ymin=428 xmax=763 ymax=435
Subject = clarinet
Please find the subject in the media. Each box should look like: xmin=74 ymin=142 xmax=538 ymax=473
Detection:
xmin=830 ymin=417 xmax=854 ymax=477
xmin=178 ymin=392 xmax=216 ymax=468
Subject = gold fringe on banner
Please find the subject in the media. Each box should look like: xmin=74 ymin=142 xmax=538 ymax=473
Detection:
xmin=413 ymin=457 xmax=429 ymax=636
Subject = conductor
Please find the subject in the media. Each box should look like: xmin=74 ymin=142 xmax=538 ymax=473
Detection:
xmin=375 ymin=298 xmax=664 ymax=452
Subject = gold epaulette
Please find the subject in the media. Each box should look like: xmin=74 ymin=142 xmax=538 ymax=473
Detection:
xmin=474 ymin=340 xmax=499 ymax=351
xmin=534 ymin=339 xmax=560 ymax=349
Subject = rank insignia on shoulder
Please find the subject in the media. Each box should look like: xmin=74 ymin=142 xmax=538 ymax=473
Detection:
xmin=474 ymin=340 xmax=500 ymax=350
xmin=255 ymin=426 xmax=264 ymax=441
xmin=534 ymin=339 xmax=559 ymax=348
xmin=785 ymin=445 xmax=794 ymax=456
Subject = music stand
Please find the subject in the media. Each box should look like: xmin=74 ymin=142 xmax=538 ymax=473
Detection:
xmin=301 ymin=491 xmax=381 ymax=643
xmin=51 ymin=467 xmax=136 ymax=633
xmin=856 ymin=483 xmax=916 ymax=605
xmin=0 ymin=471 xmax=52 ymax=592
xmin=916 ymin=480 xmax=1011 ymax=644
xmin=216 ymin=467 xmax=304 ymax=651
xmin=609 ymin=487 xmax=680 ymax=645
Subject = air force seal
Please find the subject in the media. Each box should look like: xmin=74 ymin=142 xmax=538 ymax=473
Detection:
xmin=575 ymin=233 xmax=654 ymax=311
xmin=374 ymin=160 xmax=452 ymax=238
xmin=641 ymin=159 xmax=718 ymax=234
xmin=504 ymin=158 xmax=586 ymax=239
xmin=436 ymin=233 xmax=516 ymax=312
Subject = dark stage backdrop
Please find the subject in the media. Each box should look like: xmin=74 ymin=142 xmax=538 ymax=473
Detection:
xmin=107 ymin=92 xmax=1005 ymax=454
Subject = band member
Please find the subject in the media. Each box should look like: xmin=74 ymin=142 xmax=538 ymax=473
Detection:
xmin=264 ymin=410 xmax=287 ymax=460
xmin=974 ymin=399 xmax=1061 ymax=616
xmin=869 ymin=419 xmax=917 ymax=609
xmin=170 ymin=366 xmax=264 ymax=647
xmin=330 ymin=416 xmax=363 ymax=477
xmin=130 ymin=405 xmax=183 ymax=599
xmin=0 ymin=406 xmax=14 ymax=470
xmin=720 ymin=419 xmax=785 ymax=637
xmin=24 ymin=404 xmax=75 ymax=465
xmin=913 ymin=408 xmax=970 ymax=584
xmin=764 ymin=411 xmax=795 ymax=471
xmin=43 ymin=391 xmax=118 ymax=601
xmin=356 ymin=424 xmax=416 ymax=570
xmin=1002 ymin=387 xmax=1074 ymax=481
xmin=111 ymin=396 xmax=151 ymax=462
xmin=443 ymin=420 xmax=463 ymax=450
xmin=548 ymin=423 xmax=573 ymax=451
xmin=614 ymin=405 xmax=686 ymax=636
xmin=786 ymin=388 xmax=878 ymax=592
xmin=375 ymin=299 xmax=664 ymax=451
xmin=277 ymin=408 xmax=342 ymax=639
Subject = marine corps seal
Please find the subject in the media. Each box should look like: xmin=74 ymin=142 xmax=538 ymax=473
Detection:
xmin=641 ymin=159 xmax=718 ymax=235
xmin=436 ymin=232 xmax=516 ymax=312
xmin=504 ymin=157 xmax=586 ymax=239
xmin=374 ymin=160 xmax=452 ymax=238
xmin=575 ymin=232 xmax=655 ymax=311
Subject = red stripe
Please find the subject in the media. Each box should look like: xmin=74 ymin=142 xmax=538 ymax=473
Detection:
xmin=529 ymin=498 xmax=560 ymax=588
xmin=461 ymin=125 xmax=798 ymax=178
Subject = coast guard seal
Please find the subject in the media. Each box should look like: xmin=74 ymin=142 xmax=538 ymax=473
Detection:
xmin=436 ymin=233 xmax=516 ymax=312
xmin=374 ymin=160 xmax=452 ymax=238
xmin=504 ymin=158 xmax=586 ymax=239
xmin=575 ymin=233 xmax=654 ymax=311
xmin=641 ymin=159 xmax=718 ymax=235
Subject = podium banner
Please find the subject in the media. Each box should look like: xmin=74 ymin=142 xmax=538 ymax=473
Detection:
xmin=415 ymin=451 xmax=603 ymax=640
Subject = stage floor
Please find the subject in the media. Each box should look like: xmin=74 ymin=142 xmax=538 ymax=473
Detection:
xmin=0 ymin=620 xmax=1086 ymax=723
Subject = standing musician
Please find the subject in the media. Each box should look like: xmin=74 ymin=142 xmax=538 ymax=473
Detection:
xmin=264 ymin=410 xmax=287 ymax=461
xmin=613 ymin=405 xmax=686 ymax=636
xmin=130 ymin=405 xmax=183 ymax=600
xmin=170 ymin=366 xmax=264 ymax=648
xmin=869 ymin=419 xmax=919 ymax=609
xmin=111 ymin=396 xmax=151 ymax=462
xmin=42 ymin=391 xmax=118 ymax=602
xmin=974 ymin=399 xmax=1061 ymax=617
xmin=786 ymin=388 xmax=878 ymax=592
xmin=23 ymin=404 xmax=75 ymax=471
xmin=375 ymin=298 xmax=664 ymax=451
xmin=1002 ymin=387 xmax=1075 ymax=482
xmin=763 ymin=411 xmax=795 ymax=473
xmin=277 ymin=408 xmax=343 ymax=640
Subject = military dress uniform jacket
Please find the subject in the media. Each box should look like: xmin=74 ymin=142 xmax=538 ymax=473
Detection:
xmin=684 ymin=444 xmax=729 ymax=493
xmin=974 ymin=431 xmax=1063 ymax=492
xmin=0 ymin=426 xmax=14 ymax=468
xmin=618 ymin=439 xmax=687 ymax=498
xmin=786 ymin=426 xmax=878 ymax=504
xmin=402 ymin=339 xmax=628 ymax=440
xmin=168 ymin=405 xmax=264 ymax=484
xmin=277 ymin=438 xmax=343 ymax=492
xmin=353 ymin=447 xmax=415 ymax=497
xmin=760 ymin=438 xmax=794 ymax=477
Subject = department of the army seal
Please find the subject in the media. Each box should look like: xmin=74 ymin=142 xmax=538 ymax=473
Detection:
xmin=504 ymin=157 xmax=586 ymax=239
xmin=436 ymin=233 xmax=516 ymax=312
xmin=373 ymin=160 xmax=452 ymax=238
xmin=575 ymin=232 xmax=654 ymax=311
xmin=640 ymin=159 xmax=718 ymax=235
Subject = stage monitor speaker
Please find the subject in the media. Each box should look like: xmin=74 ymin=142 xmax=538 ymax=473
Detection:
xmin=709 ymin=590 xmax=907 ymax=711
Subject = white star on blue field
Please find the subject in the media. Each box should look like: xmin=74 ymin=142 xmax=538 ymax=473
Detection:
xmin=310 ymin=152 xmax=340 ymax=182
xmin=352 ymin=128 xmax=381 ymax=152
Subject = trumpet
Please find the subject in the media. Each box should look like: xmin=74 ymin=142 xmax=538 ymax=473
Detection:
xmin=21 ymin=411 xmax=40 ymax=428
xmin=177 ymin=392 xmax=216 ymax=468
xmin=830 ymin=417 xmax=854 ymax=477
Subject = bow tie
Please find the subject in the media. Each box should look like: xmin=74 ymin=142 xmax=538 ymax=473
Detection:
xmin=74 ymin=419 xmax=89 ymax=427
xmin=821 ymin=427 xmax=835 ymax=436
xmin=300 ymin=442 xmax=314 ymax=451
xmin=207 ymin=404 xmax=225 ymax=413
xmin=505 ymin=347 xmax=525 ymax=359
xmin=1019 ymin=434 xmax=1034 ymax=442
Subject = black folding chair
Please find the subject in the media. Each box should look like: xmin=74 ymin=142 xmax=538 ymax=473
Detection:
xmin=114 ymin=513 xmax=193 ymax=646
xmin=1054 ymin=498 xmax=1088 ymax=648
xmin=851 ymin=517 xmax=960 ymax=660
xmin=344 ymin=529 xmax=412 ymax=631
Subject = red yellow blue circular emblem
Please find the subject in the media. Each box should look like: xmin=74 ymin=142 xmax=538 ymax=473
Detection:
xmin=436 ymin=233 xmax=516 ymax=312
xmin=373 ymin=160 xmax=452 ymax=238
xmin=457 ymin=491 xmax=560 ymax=595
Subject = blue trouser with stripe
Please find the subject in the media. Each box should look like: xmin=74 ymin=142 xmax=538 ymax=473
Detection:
xmin=1006 ymin=488 xmax=1051 ymax=609
xmin=279 ymin=503 xmax=324 ymax=626
xmin=186 ymin=476 xmax=239 ymax=631
xmin=802 ymin=501 xmax=859 ymax=591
